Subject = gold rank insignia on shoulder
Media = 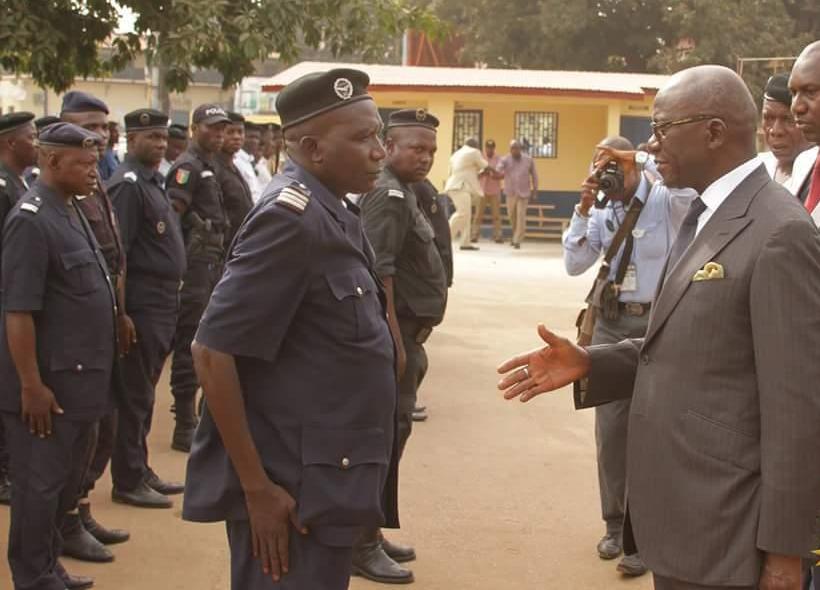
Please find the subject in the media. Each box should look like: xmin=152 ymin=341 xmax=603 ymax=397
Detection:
xmin=20 ymin=202 xmax=39 ymax=214
xmin=275 ymin=185 xmax=311 ymax=214
xmin=388 ymin=189 xmax=404 ymax=199
xmin=124 ymin=171 xmax=138 ymax=183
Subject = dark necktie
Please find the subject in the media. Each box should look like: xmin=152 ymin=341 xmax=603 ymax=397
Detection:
xmin=665 ymin=197 xmax=707 ymax=278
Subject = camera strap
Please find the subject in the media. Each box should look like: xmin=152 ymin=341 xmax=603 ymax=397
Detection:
xmin=600 ymin=196 xmax=644 ymax=283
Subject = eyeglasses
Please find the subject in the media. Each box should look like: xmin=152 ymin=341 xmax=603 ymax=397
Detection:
xmin=650 ymin=114 xmax=724 ymax=141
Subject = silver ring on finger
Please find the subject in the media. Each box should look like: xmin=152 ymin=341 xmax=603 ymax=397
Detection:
xmin=523 ymin=366 xmax=530 ymax=379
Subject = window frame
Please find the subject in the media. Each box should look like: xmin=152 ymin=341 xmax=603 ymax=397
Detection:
xmin=513 ymin=111 xmax=559 ymax=159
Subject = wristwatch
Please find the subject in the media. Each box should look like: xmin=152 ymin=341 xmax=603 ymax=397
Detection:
xmin=634 ymin=150 xmax=649 ymax=170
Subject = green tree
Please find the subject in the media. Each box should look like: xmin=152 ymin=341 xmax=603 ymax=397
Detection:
xmin=0 ymin=0 xmax=440 ymax=106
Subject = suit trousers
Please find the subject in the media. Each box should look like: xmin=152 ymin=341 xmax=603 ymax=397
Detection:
xmin=112 ymin=309 xmax=177 ymax=490
xmin=591 ymin=311 xmax=649 ymax=537
xmin=446 ymin=188 xmax=474 ymax=248
xmin=226 ymin=520 xmax=353 ymax=590
xmin=3 ymin=414 xmax=94 ymax=590
xmin=171 ymin=259 xmax=223 ymax=404
xmin=653 ymin=574 xmax=755 ymax=589
xmin=397 ymin=318 xmax=430 ymax=459
xmin=505 ymin=194 xmax=528 ymax=246
xmin=471 ymin=192 xmax=502 ymax=241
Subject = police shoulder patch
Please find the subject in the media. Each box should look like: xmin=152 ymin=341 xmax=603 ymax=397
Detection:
xmin=275 ymin=185 xmax=311 ymax=214
xmin=175 ymin=168 xmax=191 ymax=185
xmin=20 ymin=202 xmax=39 ymax=214
xmin=388 ymin=189 xmax=405 ymax=199
xmin=124 ymin=171 xmax=138 ymax=183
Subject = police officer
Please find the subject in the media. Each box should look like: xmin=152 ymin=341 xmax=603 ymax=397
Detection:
xmin=59 ymin=90 xmax=132 ymax=563
xmin=166 ymin=104 xmax=231 ymax=452
xmin=182 ymin=68 xmax=399 ymax=590
xmin=23 ymin=116 xmax=60 ymax=186
xmin=357 ymin=109 xmax=448 ymax=584
xmin=108 ymin=109 xmax=187 ymax=509
xmin=159 ymin=124 xmax=189 ymax=178
xmin=0 ymin=123 xmax=116 ymax=590
xmin=0 ymin=112 xmax=38 ymax=506
xmin=216 ymin=112 xmax=254 ymax=245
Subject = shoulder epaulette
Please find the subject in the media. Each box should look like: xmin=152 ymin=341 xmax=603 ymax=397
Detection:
xmin=275 ymin=183 xmax=311 ymax=214
xmin=20 ymin=200 xmax=40 ymax=214
xmin=124 ymin=171 xmax=138 ymax=183
xmin=388 ymin=189 xmax=405 ymax=199
xmin=0 ymin=178 xmax=6 ymax=188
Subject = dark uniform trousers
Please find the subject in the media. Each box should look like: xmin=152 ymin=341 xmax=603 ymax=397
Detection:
xmin=226 ymin=521 xmax=353 ymax=590
xmin=590 ymin=311 xmax=649 ymax=537
xmin=170 ymin=259 xmax=222 ymax=404
xmin=397 ymin=317 xmax=430 ymax=458
xmin=653 ymin=575 xmax=755 ymax=590
xmin=2 ymin=414 xmax=95 ymax=590
xmin=112 ymin=298 xmax=177 ymax=489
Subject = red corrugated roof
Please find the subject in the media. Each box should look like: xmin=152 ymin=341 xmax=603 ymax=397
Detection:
xmin=262 ymin=61 xmax=669 ymax=98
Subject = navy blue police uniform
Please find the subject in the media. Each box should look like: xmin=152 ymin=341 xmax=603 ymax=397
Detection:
xmin=165 ymin=104 xmax=231 ymax=448
xmin=182 ymin=69 xmax=399 ymax=589
xmin=108 ymin=109 xmax=186 ymax=493
xmin=0 ymin=124 xmax=117 ymax=590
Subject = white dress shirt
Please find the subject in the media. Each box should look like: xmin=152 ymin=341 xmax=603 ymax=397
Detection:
xmin=696 ymin=156 xmax=761 ymax=236
xmin=234 ymin=149 xmax=262 ymax=202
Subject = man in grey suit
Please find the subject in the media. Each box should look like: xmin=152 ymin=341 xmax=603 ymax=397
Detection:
xmin=498 ymin=64 xmax=820 ymax=590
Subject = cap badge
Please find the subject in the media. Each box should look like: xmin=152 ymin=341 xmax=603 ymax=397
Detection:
xmin=416 ymin=109 xmax=427 ymax=122
xmin=333 ymin=78 xmax=354 ymax=100
xmin=139 ymin=112 xmax=151 ymax=126
xmin=81 ymin=137 xmax=96 ymax=149
xmin=157 ymin=220 xmax=167 ymax=235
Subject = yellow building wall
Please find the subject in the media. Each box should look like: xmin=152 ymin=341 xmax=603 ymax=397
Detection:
xmin=369 ymin=89 xmax=654 ymax=193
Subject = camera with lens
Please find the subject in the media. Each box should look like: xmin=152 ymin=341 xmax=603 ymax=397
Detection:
xmin=593 ymin=161 xmax=625 ymax=208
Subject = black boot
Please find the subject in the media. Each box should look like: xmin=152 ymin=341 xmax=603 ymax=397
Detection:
xmin=171 ymin=398 xmax=198 ymax=452
xmin=380 ymin=530 xmax=416 ymax=563
xmin=55 ymin=560 xmax=94 ymax=589
xmin=352 ymin=528 xmax=414 ymax=584
xmin=60 ymin=512 xmax=114 ymax=563
xmin=79 ymin=501 xmax=130 ymax=545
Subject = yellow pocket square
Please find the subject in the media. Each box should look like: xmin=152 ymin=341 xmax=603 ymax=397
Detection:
xmin=693 ymin=262 xmax=725 ymax=282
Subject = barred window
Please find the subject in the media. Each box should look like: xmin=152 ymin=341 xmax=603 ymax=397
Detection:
xmin=453 ymin=110 xmax=483 ymax=151
xmin=514 ymin=112 xmax=558 ymax=158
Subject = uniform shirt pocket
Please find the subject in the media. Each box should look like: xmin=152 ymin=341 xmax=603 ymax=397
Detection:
xmin=633 ymin=220 xmax=667 ymax=260
xmin=324 ymin=267 xmax=383 ymax=341
xmin=59 ymin=249 xmax=102 ymax=295
xmin=297 ymin=426 xmax=389 ymax=530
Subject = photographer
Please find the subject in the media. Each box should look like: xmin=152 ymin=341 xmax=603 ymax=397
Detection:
xmin=561 ymin=136 xmax=695 ymax=579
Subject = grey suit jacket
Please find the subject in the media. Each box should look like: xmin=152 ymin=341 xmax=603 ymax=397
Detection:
xmin=575 ymin=165 xmax=820 ymax=586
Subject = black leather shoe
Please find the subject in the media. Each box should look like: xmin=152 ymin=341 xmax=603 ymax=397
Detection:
xmin=60 ymin=513 xmax=114 ymax=563
xmin=79 ymin=502 xmax=129 ymax=545
xmin=459 ymin=245 xmax=479 ymax=251
xmin=171 ymin=398 xmax=199 ymax=452
xmin=617 ymin=553 xmax=648 ymax=577
xmin=596 ymin=534 xmax=622 ymax=560
xmin=0 ymin=474 xmax=10 ymax=505
xmin=145 ymin=470 xmax=185 ymax=495
xmin=380 ymin=533 xmax=416 ymax=564
xmin=56 ymin=561 xmax=94 ymax=589
xmin=352 ymin=542 xmax=414 ymax=584
xmin=112 ymin=481 xmax=173 ymax=509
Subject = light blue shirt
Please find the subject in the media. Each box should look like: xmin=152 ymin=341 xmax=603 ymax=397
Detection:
xmin=562 ymin=172 xmax=697 ymax=303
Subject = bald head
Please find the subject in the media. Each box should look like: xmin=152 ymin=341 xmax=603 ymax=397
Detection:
xmin=789 ymin=40 xmax=820 ymax=143
xmin=648 ymin=65 xmax=758 ymax=192
xmin=597 ymin=136 xmax=633 ymax=154
xmin=464 ymin=137 xmax=479 ymax=149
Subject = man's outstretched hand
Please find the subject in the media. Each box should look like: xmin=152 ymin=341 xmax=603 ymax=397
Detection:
xmin=497 ymin=325 xmax=591 ymax=402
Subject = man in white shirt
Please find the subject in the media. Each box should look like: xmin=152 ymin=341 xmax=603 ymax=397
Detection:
xmin=233 ymin=121 xmax=262 ymax=202
xmin=444 ymin=138 xmax=487 ymax=250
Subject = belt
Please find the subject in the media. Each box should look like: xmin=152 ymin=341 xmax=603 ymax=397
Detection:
xmin=618 ymin=302 xmax=651 ymax=317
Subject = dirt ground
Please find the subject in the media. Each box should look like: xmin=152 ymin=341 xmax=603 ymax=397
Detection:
xmin=0 ymin=241 xmax=654 ymax=590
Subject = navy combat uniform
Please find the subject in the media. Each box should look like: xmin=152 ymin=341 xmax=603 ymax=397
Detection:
xmin=166 ymin=105 xmax=231 ymax=448
xmin=215 ymin=152 xmax=253 ymax=246
xmin=360 ymin=110 xmax=448 ymax=458
xmin=0 ymin=124 xmax=117 ymax=590
xmin=183 ymin=69 xmax=399 ymax=590
xmin=108 ymin=109 xmax=186 ymax=493
xmin=412 ymin=179 xmax=454 ymax=287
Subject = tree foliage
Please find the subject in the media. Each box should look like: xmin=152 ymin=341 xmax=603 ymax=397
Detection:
xmin=0 ymin=0 xmax=441 ymax=93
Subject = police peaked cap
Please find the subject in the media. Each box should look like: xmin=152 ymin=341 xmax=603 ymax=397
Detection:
xmin=276 ymin=68 xmax=372 ymax=130
xmin=387 ymin=108 xmax=440 ymax=131
xmin=124 ymin=108 xmax=169 ymax=132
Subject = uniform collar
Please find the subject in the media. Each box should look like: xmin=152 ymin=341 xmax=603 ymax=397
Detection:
xmin=33 ymin=180 xmax=72 ymax=216
xmin=190 ymin=144 xmax=216 ymax=167
xmin=383 ymin=165 xmax=411 ymax=190
xmin=281 ymin=160 xmax=348 ymax=221
xmin=125 ymin=155 xmax=164 ymax=185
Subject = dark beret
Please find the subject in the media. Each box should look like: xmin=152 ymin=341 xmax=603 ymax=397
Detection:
xmin=168 ymin=124 xmax=189 ymax=140
xmin=227 ymin=111 xmax=245 ymax=124
xmin=0 ymin=111 xmax=35 ymax=136
xmin=386 ymin=108 xmax=440 ymax=131
xmin=34 ymin=115 xmax=60 ymax=132
xmin=38 ymin=122 xmax=104 ymax=149
xmin=124 ymin=108 xmax=169 ymax=132
xmin=192 ymin=104 xmax=230 ymax=126
xmin=276 ymin=68 xmax=372 ymax=130
xmin=61 ymin=91 xmax=109 ymax=115
xmin=764 ymin=73 xmax=792 ymax=107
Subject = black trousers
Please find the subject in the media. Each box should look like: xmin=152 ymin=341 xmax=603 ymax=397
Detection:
xmin=396 ymin=318 xmax=430 ymax=459
xmin=226 ymin=520 xmax=353 ymax=590
xmin=3 ymin=413 xmax=95 ymax=590
xmin=171 ymin=259 xmax=222 ymax=404
xmin=111 ymin=309 xmax=177 ymax=490
xmin=78 ymin=411 xmax=116 ymax=497
xmin=0 ymin=418 xmax=8 ymax=477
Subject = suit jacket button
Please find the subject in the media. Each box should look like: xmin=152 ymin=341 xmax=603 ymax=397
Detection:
xmin=76 ymin=363 xmax=84 ymax=372
xmin=355 ymin=286 xmax=364 ymax=297
xmin=641 ymin=355 xmax=649 ymax=365
xmin=341 ymin=457 xmax=351 ymax=469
